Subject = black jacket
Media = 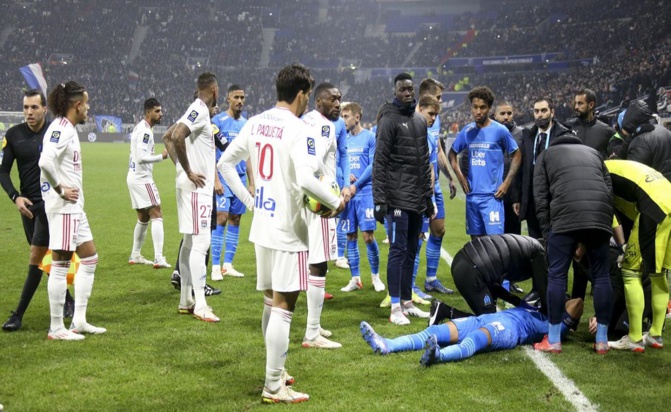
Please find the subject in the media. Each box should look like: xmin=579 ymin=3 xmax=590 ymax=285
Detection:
xmin=565 ymin=116 xmax=617 ymax=158
xmin=533 ymin=134 xmax=613 ymax=238
xmin=459 ymin=234 xmax=546 ymax=284
xmin=622 ymin=99 xmax=671 ymax=181
xmin=372 ymin=99 xmax=432 ymax=213
xmin=513 ymin=120 xmax=573 ymax=220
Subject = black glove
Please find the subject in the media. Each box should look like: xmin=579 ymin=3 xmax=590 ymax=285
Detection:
xmin=424 ymin=198 xmax=435 ymax=218
xmin=374 ymin=204 xmax=387 ymax=224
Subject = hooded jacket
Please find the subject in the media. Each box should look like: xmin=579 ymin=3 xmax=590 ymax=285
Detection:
xmin=622 ymin=99 xmax=671 ymax=180
xmin=533 ymin=134 xmax=613 ymax=238
xmin=372 ymin=99 xmax=432 ymax=213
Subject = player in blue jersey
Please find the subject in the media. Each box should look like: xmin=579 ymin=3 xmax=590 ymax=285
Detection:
xmin=448 ymin=86 xmax=521 ymax=239
xmin=360 ymin=298 xmax=583 ymax=365
xmin=210 ymin=84 xmax=252 ymax=280
xmin=338 ymin=102 xmax=385 ymax=293
xmin=334 ymin=116 xmax=351 ymax=271
xmin=412 ymin=80 xmax=458 ymax=301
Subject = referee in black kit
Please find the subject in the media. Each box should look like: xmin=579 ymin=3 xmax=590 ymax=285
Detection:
xmin=0 ymin=89 xmax=73 ymax=331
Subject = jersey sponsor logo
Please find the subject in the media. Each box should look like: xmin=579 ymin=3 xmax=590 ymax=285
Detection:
xmin=321 ymin=125 xmax=330 ymax=137
xmin=307 ymin=137 xmax=316 ymax=155
xmin=471 ymin=150 xmax=486 ymax=166
xmin=142 ymin=133 xmax=150 ymax=144
xmin=50 ymin=131 xmax=61 ymax=143
xmin=187 ymin=110 xmax=198 ymax=123
xmin=254 ymin=186 xmax=276 ymax=217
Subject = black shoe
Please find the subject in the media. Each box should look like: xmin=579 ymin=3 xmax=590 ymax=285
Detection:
xmin=171 ymin=271 xmax=181 ymax=291
xmin=511 ymin=283 xmax=524 ymax=293
xmin=523 ymin=290 xmax=540 ymax=307
xmin=2 ymin=311 xmax=22 ymax=332
xmin=63 ymin=299 xmax=75 ymax=319
xmin=204 ymin=284 xmax=222 ymax=296
xmin=428 ymin=300 xmax=447 ymax=327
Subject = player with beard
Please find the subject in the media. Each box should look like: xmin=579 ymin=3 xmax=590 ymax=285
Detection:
xmin=210 ymin=85 xmax=251 ymax=280
xmin=39 ymin=81 xmax=106 ymax=340
xmin=127 ymin=98 xmax=170 ymax=269
xmin=1 ymin=90 xmax=74 ymax=331
xmin=300 ymin=82 xmax=344 ymax=348
xmin=163 ymin=72 xmax=220 ymax=323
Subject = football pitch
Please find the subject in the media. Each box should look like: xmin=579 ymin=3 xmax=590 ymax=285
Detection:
xmin=0 ymin=143 xmax=669 ymax=411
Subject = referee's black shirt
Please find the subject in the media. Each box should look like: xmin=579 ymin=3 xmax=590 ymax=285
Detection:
xmin=0 ymin=121 xmax=48 ymax=204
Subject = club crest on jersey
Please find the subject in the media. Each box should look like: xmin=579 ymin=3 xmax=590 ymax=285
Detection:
xmin=187 ymin=110 xmax=198 ymax=123
xmin=321 ymin=125 xmax=330 ymax=137
xmin=50 ymin=131 xmax=61 ymax=143
xmin=307 ymin=137 xmax=316 ymax=155
xmin=142 ymin=133 xmax=150 ymax=144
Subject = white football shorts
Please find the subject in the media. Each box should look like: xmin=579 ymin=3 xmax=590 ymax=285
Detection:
xmin=255 ymin=245 xmax=309 ymax=292
xmin=176 ymin=189 xmax=212 ymax=235
xmin=47 ymin=212 xmax=93 ymax=251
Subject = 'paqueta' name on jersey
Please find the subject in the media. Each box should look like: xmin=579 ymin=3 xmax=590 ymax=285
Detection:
xmin=251 ymin=124 xmax=283 ymax=139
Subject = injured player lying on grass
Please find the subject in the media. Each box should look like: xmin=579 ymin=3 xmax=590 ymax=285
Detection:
xmin=360 ymin=298 xmax=583 ymax=366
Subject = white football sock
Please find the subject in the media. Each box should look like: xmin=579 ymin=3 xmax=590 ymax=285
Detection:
xmin=262 ymin=295 xmax=273 ymax=338
xmin=73 ymin=254 xmax=98 ymax=326
xmin=151 ymin=218 xmax=164 ymax=260
xmin=265 ymin=307 xmax=293 ymax=392
xmin=189 ymin=233 xmax=210 ymax=311
xmin=132 ymin=221 xmax=149 ymax=256
xmin=178 ymin=239 xmax=193 ymax=307
xmin=305 ymin=275 xmax=326 ymax=340
xmin=48 ymin=260 xmax=69 ymax=332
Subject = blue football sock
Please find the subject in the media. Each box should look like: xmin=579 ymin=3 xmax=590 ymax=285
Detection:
xmin=439 ymin=329 xmax=489 ymax=362
xmin=211 ymin=225 xmax=225 ymax=266
xmin=337 ymin=220 xmax=347 ymax=259
xmin=426 ymin=234 xmax=442 ymax=280
xmin=366 ymin=240 xmax=380 ymax=274
xmin=596 ymin=323 xmax=608 ymax=343
xmin=347 ymin=240 xmax=360 ymax=277
xmin=223 ymin=224 xmax=240 ymax=264
xmin=548 ymin=323 xmax=562 ymax=344
xmin=386 ymin=325 xmax=450 ymax=352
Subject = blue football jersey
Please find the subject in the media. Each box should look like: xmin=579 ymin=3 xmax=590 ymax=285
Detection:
xmin=428 ymin=116 xmax=441 ymax=193
xmin=347 ymin=128 xmax=376 ymax=192
xmin=212 ymin=112 xmax=247 ymax=176
xmin=451 ymin=121 xmax=518 ymax=196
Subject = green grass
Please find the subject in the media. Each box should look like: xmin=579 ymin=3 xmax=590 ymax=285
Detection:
xmin=0 ymin=143 xmax=669 ymax=411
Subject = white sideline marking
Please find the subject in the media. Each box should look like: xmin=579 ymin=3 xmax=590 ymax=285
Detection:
xmin=440 ymin=247 xmax=598 ymax=411
xmin=523 ymin=347 xmax=599 ymax=411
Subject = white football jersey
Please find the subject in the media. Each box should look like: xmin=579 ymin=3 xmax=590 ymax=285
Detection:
xmin=221 ymin=106 xmax=318 ymax=251
xmin=175 ymin=98 xmax=214 ymax=194
xmin=40 ymin=117 xmax=84 ymax=213
xmin=302 ymin=110 xmax=337 ymax=182
xmin=127 ymin=119 xmax=156 ymax=183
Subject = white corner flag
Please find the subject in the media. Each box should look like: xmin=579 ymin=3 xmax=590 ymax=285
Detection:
xmin=19 ymin=63 xmax=48 ymax=97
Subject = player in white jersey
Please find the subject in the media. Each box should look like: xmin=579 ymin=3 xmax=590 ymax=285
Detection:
xmin=38 ymin=81 xmax=106 ymax=340
xmin=218 ymin=64 xmax=345 ymax=404
xmin=127 ymin=98 xmax=170 ymax=268
xmin=163 ymin=72 xmax=219 ymax=323
xmin=300 ymin=82 xmax=344 ymax=349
